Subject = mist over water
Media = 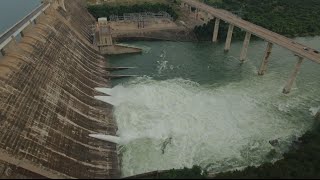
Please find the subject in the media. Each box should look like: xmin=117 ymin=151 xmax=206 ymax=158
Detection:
xmin=99 ymin=37 xmax=320 ymax=177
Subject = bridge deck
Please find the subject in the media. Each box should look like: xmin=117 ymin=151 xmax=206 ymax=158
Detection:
xmin=183 ymin=0 xmax=320 ymax=64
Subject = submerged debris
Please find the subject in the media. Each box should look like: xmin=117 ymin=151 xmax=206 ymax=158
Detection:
xmin=161 ymin=137 xmax=173 ymax=154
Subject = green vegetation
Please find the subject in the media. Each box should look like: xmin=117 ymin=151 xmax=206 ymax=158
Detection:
xmin=87 ymin=3 xmax=178 ymax=20
xmin=215 ymin=119 xmax=320 ymax=178
xmin=158 ymin=165 xmax=208 ymax=179
xmin=148 ymin=116 xmax=320 ymax=179
xmin=195 ymin=0 xmax=320 ymax=41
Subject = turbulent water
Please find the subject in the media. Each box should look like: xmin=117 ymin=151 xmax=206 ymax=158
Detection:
xmin=98 ymin=37 xmax=320 ymax=177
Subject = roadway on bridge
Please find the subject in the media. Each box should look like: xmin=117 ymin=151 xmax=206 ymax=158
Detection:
xmin=183 ymin=0 xmax=320 ymax=64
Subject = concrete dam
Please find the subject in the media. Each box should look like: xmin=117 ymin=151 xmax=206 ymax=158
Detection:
xmin=1 ymin=0 xmax=320 ymax=178
xmin=0 ymin=0 xmax=119 ymax=178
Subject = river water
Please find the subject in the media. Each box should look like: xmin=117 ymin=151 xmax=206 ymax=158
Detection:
xmin=97 ymin=37 xmax=320 ymax=177
xmin=1 ymin=1 xmax=319 ymax=177
xmin=0 ymin=0 xmax=41 ymax=35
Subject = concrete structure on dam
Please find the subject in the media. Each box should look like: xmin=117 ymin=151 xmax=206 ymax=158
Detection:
xmin=92 ymin=11 xmax=197 ymax=53
xmin=181 ymin=0 xmax=320 ymax=94
xmin=0 ymin=0 xmax=119 ymax=178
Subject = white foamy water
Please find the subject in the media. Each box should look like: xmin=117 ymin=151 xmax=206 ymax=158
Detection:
xmin=97 ymin=75 xmax=314 ymax=177
xmin=310 ymin=106 xmax=320 ymax=116
xmin=103 ymin=39 xmax=320 ymax=177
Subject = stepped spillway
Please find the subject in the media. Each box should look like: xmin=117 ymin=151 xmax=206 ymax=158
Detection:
xmin=0 ymin=0 xmax=119 ymax=178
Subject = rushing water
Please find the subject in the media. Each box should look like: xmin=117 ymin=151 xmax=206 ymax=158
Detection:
xmin=0 ymin=0 xmax=41 ymax=35
xmin=101 ymin=37 xmax=320 ymax=177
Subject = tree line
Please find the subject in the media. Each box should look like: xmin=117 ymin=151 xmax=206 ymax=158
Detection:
xmin=195 ymin=0 xmax=320 ymax=41
xmin=215 ymin=118 xmax=320 ymax=178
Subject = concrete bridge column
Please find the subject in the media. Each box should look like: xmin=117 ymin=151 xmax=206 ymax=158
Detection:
xmin=282 ymin=56 xmax=304 ymax=94
xmin=224 ymin=24 xmax=234 ymax=52
xmin=195 ymin=9 xmax=199 ymax=20
xmin=240 ymin=32 xmax=251 ymax=62
xmin=212 ymin=18 xmax=220 ymax=42
xmin=258 ymin=42 xmax=273 ymax=75
xmin=182 ymin=3 xmax=188 ymax=10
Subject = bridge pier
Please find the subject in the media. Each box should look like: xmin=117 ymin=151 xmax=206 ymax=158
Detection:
xmin=240 ymin=32 xmax=251 ymax=62
xmin=181 ymin=2 xmax=185 ymax=8
xmin=195 ymin=9 xmax=198 ymax=19
xmin=205 ymin=12 xmax=211 ymax=22
xmin=184 ymin=3 xmax=188 ymax=9
xmin=258 ymin=42 xmax=273 ymax=75
xmin=212 ymin=18 xmax=220 ymax=42
xmin=283 ymin=56 xmax=304 ymax=94
xmin=224 ymin=24 xmax=234 ymax=52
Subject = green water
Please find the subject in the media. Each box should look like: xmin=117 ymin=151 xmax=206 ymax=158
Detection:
xmin=103 ymin=37 xmax=320 ymax=177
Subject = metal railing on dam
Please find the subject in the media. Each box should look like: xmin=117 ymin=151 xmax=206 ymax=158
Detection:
xmin=0 ymin=2 xmax=50 ymax=52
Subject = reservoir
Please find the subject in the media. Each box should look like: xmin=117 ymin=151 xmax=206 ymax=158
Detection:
xmin=0 ymin=0 xmax=41 ymax=34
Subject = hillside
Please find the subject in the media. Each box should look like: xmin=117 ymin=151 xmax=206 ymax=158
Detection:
xmin=195 ymin=0 xmax=320 ymax=40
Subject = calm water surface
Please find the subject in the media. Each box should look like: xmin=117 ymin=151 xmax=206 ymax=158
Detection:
xmin=0 ymin=0 xmax=41 ymax=34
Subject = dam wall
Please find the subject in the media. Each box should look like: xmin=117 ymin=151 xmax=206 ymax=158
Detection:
xmin=0 ymin=0 xmax=119 ymax=179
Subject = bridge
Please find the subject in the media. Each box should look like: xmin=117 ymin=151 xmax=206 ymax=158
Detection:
xmin=181 ymin=0 xmax=320 ymax=94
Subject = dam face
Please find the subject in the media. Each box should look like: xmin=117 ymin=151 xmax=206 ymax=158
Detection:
xmin=0 ymin=0 xmax=119 ymax=179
